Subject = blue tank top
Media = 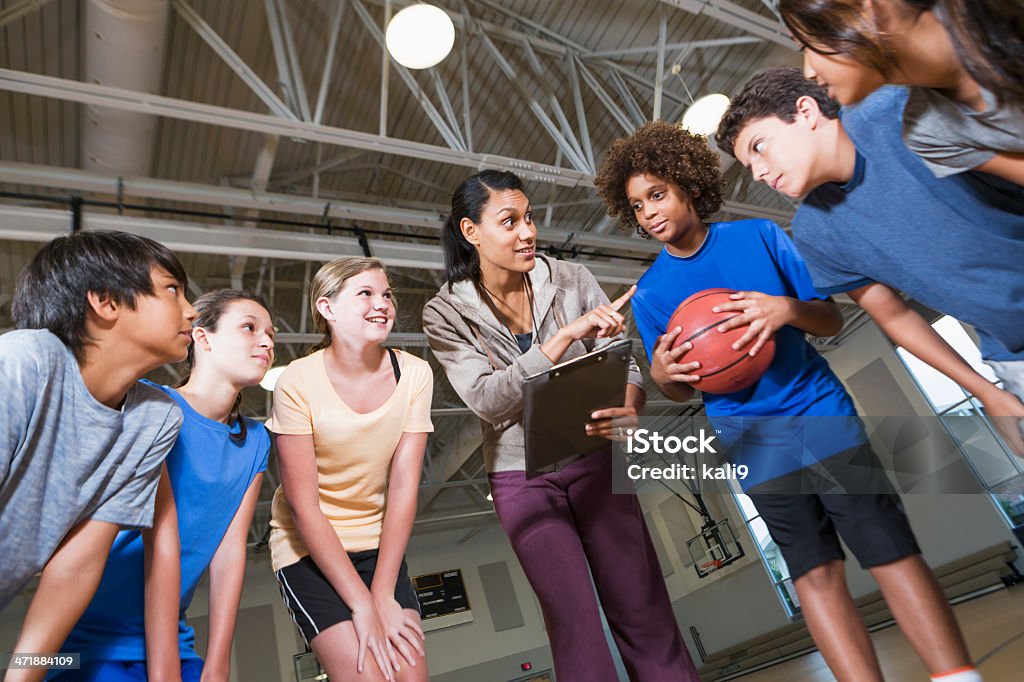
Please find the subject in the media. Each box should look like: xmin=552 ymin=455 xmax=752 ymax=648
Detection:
xmin=58 ymin=382 xmax=270 ymax=663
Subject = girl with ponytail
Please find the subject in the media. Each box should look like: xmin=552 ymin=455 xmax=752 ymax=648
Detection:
xmin=424 ymin=170 xmax=698 ymax=681
xmin=54 ymin=290 xmax=276 ymax=682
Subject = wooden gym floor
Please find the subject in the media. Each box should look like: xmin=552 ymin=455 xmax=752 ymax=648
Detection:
xmin=733 ymin=584 xmax=1024 ymax=681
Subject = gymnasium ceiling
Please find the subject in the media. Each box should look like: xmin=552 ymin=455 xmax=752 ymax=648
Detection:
xmin=0 ymin=0 xmax=843 ymax=544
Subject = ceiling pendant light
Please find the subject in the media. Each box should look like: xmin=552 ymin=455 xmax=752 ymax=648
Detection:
xmin=385 ymin=4 xmax=456 ymax=70
xmin=681 ymin=93 xmax=732 ymax=136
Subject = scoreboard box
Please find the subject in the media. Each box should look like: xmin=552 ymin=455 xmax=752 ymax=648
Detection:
xmin=412 ymin=569 xmax=473 ymax=631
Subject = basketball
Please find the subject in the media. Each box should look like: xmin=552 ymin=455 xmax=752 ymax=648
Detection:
xmin=667 ymin=288 xmax=775 ymax=395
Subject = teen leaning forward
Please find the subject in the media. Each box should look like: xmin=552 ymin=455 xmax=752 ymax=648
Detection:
xmin=53 ymin=290 xmax=275 ymax=682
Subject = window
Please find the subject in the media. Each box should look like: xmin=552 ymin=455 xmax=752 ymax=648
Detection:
xmin=896 ymin=316 xmax=1024 ymax=529
xmin=730 ymin=483 xmax=801 ymax=617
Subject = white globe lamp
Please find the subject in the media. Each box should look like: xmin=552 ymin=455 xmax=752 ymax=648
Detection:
xmin=681 ymin=93 xmax=731 ymax=136
xmin=385 ymin=4 xmax=456 ymax=70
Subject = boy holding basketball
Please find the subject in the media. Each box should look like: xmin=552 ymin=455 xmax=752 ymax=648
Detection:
xmin=1 ymin=230 xmax=194 ymax=681
xmin=595 ymin=122 xmax=978 ymax=682
xmin=715 ymin=68 xmax=1024 ymax=460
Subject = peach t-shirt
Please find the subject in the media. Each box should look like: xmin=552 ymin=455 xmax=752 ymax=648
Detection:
xmin=268 ymin=349 xmax=433 ymax=571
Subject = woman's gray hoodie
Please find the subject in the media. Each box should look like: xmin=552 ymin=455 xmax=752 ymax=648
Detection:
xmin=422 ymin=254 xmax=643 ymax=473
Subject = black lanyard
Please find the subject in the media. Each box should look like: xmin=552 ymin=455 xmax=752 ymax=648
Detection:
xmin=478 ymin=274 xmax=540 ymax=352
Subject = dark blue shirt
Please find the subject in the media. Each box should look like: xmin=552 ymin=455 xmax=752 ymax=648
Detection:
xmin=794 ymin=86 xmax=1024 ymax=362
xmin=633 ymin=220 xmax=864 ymax=487
xmin=59 ymin=383 xmax=270 ymax=663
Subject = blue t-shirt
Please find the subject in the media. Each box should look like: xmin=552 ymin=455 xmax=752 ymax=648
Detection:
xmin=633 ymin=220 xmax=864 ymax=487
xmin=794 ymin=86 xmax=1024 ymax=362
xmin=59 ymin=383 xmax=270 ymax=663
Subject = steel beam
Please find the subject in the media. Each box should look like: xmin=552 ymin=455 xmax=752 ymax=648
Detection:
xmin=351 ymin=0 xmax=465 ymax=151
xmin=716 ymin=200 xmax=793 ymax=224
xmin=378 ymin=166 xmax=452 ymax=197
xmin=471 ymin=0 xmax=689 ymax=107
xmin=566 ymin=53 xmax=594 ymax=171
xmin=429 ymin=69 xmax=468 ymax=150
xmin=576 ymin=60 xmax=636 ymax=134
xmin=313 ymin=0 xmax=346 ymax=125
xmin=268 ymin=149 xmax=365 ymax=187
xmin=276 ymin=0 xmax=312 ymax=121
xmin=586 ymin=36 xmax=763 ymax=59
xmin=458 ymin=18 xmax=473 ymax=152
xmin=657 ymin=0 xmax=794 ymax=49
xmin=360 ymin=0 xmax=693 ymax=112
xmin=0 ymin=68 xmax=590 ymax=187
xmin=419 ymin=478 xmax=490 ymax=491
xmin=1 ymin=161 xmax=783 ymax=240
xmin=172 ymin=0 xmax=298 ymax=121
xmin=518 ymin=38 xmax=590 ymax=172
xmin=0 ymin=206 xmax=650 ymax=284
xmin=608 ymin=70 xmax=647 ymax=128
xmin=0 ymin=162 xmax=444 ymax=228
xmin=413 ymin=510 xmax=495 ymax=525
xmin=419 ymin=419 xmax=483 ymax=507
xmin=653 ymin=14 xmax=667 ymax=121
xmin=263 ymin=0 xmax=299 ymax=118
xmin=227 ymin=133 xmax=280 ymax=288
xmin=378 ymin=0 xmax=390 ymax=136
xmin=462 ymin=6 xmax=592 ymax=173
xmin=0 ymin=0 xmax=55 ymax=30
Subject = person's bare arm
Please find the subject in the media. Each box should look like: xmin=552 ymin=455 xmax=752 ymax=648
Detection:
xmin=851 ymin=282 xmax=1024 ymax=455
xmin=143 ymin=466 xmax=182 ymax=682
xmin=201 ymin=474 xmax=263 ymax=682
xmin=371 ymin=432 xmax=428 ymax=669
xmin=975 ymin=151 xmax=1024 ymax=186
xmin=5 ymin=520 xmax=120 ymax=682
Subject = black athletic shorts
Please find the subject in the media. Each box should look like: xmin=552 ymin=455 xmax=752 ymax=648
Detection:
xmin=276 ymin=550 xmax=421 ymax=646
xmin=746 ymin=443 xmax=921 ymax=581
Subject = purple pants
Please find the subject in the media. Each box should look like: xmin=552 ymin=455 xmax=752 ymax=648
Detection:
xmin=489 ymin=449 xmax=700 ymax=682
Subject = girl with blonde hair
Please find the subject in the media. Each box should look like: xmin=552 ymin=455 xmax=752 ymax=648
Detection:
xmin=270 ymin=257 xmax=432 ymax=682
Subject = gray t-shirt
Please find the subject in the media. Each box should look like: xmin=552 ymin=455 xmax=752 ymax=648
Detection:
xmin=0 ymin=329 xmax=183 ymax=607
xmin=903 ymin=84 xmax=1024 ymax=177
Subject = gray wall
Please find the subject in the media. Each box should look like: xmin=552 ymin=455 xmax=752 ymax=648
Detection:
xmin=671 ymin=561 xmax=792 ymax=659
xmin=429 ymin=645 xmax=554 ymax=682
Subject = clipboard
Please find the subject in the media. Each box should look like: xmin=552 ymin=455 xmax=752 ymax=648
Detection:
xmin=523 ymin=339 xmax=632 ymax=476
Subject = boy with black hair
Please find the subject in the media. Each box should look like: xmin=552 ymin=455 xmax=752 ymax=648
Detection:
xmin=1 ymin=230 xmax=196 ymax=680
xmin=595 ymin=121 xmax=978 ymax=682
xmin=716 ymin=67 xmax=1024 ymax=460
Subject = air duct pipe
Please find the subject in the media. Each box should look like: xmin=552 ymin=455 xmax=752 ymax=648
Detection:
xmin=82 ymin=0 xmax=169 ymax=175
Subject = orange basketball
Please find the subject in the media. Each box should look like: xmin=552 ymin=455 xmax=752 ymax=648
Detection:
xmin=667 ymin=288 xmax=775 ymax=395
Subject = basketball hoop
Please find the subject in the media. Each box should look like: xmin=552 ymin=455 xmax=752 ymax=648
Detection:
xmin=688 ymin=518 xmax=744 ymax=578
xmin=701 ymin=559 xmax=724 ymax=575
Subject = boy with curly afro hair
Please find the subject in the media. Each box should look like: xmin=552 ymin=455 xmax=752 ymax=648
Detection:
xmin=596 ymin=121 xmax=963 ymax=682
xmin=595 ymin=120 xmax=845 ymax=407
xmin=595 ymin=120 xmax=724 ymax=235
